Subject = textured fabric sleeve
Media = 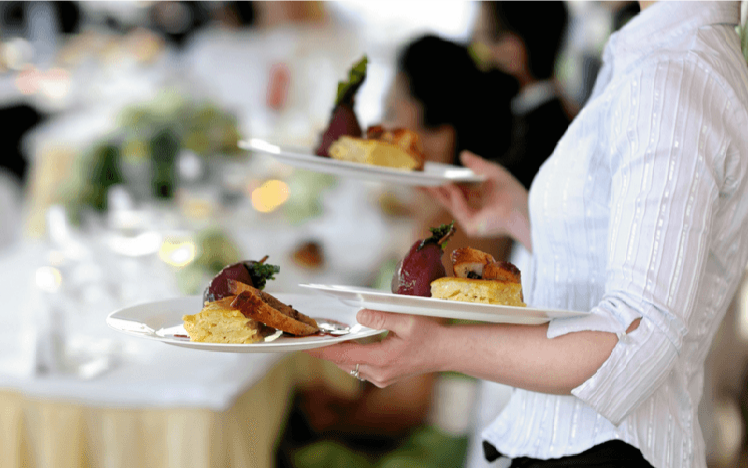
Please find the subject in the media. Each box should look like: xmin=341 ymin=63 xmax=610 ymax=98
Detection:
xmin=549 ymin=58 xmax=730 ymax=425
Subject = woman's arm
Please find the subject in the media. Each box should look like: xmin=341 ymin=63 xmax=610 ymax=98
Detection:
xmin=306 ymin=310 xmax=639 ymax=393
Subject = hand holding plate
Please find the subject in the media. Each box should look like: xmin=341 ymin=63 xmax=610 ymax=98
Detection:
xmin=304 ymin=309 xmax=446 ymax=388
xmin=426 ymin=151 xmax=532 ymax=251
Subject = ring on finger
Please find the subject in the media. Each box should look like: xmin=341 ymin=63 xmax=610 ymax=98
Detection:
xmin=349 ymin=363 xmax=365 ymax=382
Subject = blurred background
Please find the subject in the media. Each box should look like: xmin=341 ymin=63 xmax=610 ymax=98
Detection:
xmin=0 ymin=2 xmax=747 ymax=468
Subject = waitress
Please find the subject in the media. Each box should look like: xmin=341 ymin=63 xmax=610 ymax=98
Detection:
xmin=307 ymin=2 xmax=748 ymax=467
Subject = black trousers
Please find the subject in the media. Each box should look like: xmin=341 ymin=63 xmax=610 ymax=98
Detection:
xmin=483 ymin=440 xmax=655 ymax=467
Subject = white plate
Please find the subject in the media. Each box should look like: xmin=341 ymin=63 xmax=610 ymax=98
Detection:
xmin=106 ymin=293 xmax=385 ymax=353
xmin=300 ymin=284 xmax=587 ymax=325
xmin=240 ymin=139 xmax=485 ymax=187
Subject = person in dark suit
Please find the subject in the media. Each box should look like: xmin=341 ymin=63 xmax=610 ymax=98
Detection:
xmin=472 ymin=0 xmax=571 ymax=190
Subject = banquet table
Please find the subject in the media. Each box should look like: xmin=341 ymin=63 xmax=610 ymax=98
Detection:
xmin=0 ymin=353 xmax=360 ymax=468
xmin=0 ymin=240 xmax=371 ymax=468
xmin=0 ymin=17 xmax=421 ymax=468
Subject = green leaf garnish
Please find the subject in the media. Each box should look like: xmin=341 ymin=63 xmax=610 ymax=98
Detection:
xmin=335 ymin=55 xmax=368 ymax=107
xmin=417 ymin=221 xmax=456 ymax=251
xmin=249 ymin=262 xmax=280 ymax=290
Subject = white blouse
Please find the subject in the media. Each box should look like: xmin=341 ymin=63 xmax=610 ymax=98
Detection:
xmin=482 ymin=2 xmax=748 ymax=468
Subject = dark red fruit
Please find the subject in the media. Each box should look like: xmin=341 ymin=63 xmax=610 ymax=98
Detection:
xmin=203 ymin=262 xmax=254 ymax=303
xmin=391 ymin=222 xmax=455 ymax=297
xmin=315 ymin=103 xmax=362 ymax=157
xmin=203 ymin=257 xmax=279 ymax=303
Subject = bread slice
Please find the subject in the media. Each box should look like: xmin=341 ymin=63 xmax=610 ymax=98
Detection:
xmin=430 ymin=277 xmax=525 ymax=307
xmin=451 ymin=247 xmax=496 ymax=278
xmin=182 ymin=297 xmax=275 ymax=344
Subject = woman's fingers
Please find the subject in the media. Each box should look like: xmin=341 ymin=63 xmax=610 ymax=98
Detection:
xmin=429 ymin=184 xmax=477 ymax=225
xmin=304 ymin=340 xmax=387 ymax=365
xmin=356 ymin=309 xmax=409 ymax=332
xmin=460 ymin=150 xmax=499 ymax=177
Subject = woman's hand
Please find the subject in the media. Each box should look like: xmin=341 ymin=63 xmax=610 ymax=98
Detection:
xmin=304 ymin=309 xmax=447 ymax=388
xmin=426 ymin=151 xmax=532 ymax=252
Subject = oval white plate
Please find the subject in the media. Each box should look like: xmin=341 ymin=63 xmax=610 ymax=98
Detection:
xmin=106 ymin=293 xmax=385 ymax=353
xmin=240 ymin=139 xmax=485 ymax=187
xmin=300 ymin=284 xmax=587 ymax=325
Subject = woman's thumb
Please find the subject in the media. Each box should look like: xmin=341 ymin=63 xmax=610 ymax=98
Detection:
xmin=459 ymin=150 xmax=493 ymax=175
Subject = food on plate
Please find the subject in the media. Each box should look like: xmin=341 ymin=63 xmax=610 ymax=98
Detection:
xmin=315 ymin=56 xmax=367 ymax=157
xmin=328 ymin=126 xmax=426 ymax=171
xmin=183 ymin=257 xmax=319 ymax=343
xmin=183 ymin=297 xmax=277 ymax=344
xmin=230 ymin=281 xmax=318 ymax=337
xmin=202 ymin=255 xmax=279 ymax=303
xmin=450 ymin=247 xmax=496 ymax=279
xmin=391 ymin=222 xmax=455 ymax=297
xmin=431 ymin=248 xmax=525 ymax=307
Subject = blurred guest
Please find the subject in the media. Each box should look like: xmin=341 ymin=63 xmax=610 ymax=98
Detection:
xmin=472 ymin=0 xmax=571 ymax=190
xmin=148 ymin=1 xmax=210 ymax=49
xmin=389 ymin=34 xmax=517 ymax=167
xmin=209 ymin=1 xmax=257 ymax=29
xmin=0 ymin=1 xmax=80 ymax=186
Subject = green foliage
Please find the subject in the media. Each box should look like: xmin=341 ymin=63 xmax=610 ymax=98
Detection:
xmin=249 ymin=262 xmax=280 ymax=290
xmin=118 ymin=89 xmax=244 ymax=160
xmin=335 ymin=55 xmax=368 ymax=107
xmin=84 ymin=142 xmax=124 ymax=212
xmin=150 ymin=127 xmax=180 ymax=199
xmin=418 ymin=221 xmax=456 ymax=251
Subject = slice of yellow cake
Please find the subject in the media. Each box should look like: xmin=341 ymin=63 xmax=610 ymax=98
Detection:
xmin=182 ymin=297 xmax=273 ymax=344
xmin=430 ymin=277 xmax=525 ymax=307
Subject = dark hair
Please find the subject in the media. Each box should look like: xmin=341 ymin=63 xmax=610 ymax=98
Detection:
xmin=397 ymin=34 xmax=517 ymax=164
xmin=484 ymin=1 xmax=568 ymax=80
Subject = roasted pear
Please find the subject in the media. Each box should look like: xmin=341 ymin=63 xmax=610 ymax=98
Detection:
xmin=315 ymin=56 xmax=367 ymax=157
xmin=391 ymin=222 xmax=456 ymax=297
xmin=203 ymin=256 xmax=280 ymax=303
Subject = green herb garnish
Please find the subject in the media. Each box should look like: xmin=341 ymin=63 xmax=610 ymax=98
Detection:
xmin=248 ymin=262 xmax=280 ymax=290
xmin=335 ymin=55 xmax=368 ymax=107
xmin=417 ymin=221 xmax=456 ymax=251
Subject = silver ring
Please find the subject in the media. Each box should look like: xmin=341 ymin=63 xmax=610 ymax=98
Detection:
xmin=349 ymin=363 xmax=365 ymax=381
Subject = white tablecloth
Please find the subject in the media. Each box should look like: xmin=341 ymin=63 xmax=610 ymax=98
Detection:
xmin=0 ymin=239 xmax=369 ymax=411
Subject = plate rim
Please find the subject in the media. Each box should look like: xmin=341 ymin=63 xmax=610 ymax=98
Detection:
xmin=106 ymin=294 xmax=385 ymax=352
xmin=238 ymin=139 xmax=486 ymax=185
xmin=299 ymin=283 xmax=587 ymax=324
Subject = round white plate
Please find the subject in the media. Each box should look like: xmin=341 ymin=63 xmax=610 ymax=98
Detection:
xmin=239 ymin=139 xmax=485 ymax=187
xmin=106 ymin=293 xmax=385 ymax=353
xmin=300 ymin=284 xmax=587 ymax=325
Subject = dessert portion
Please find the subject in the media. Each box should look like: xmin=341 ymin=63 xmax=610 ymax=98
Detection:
xmin=390 ymin=226 xmax=525 ymax=307
xmin=315 ymin=56 xmax=367 ymax=157
xmin=182 ymin=257 xmax=319 ymax=344
xmin=431 ymin=247 xmax=525 ymax=307
xmin=329 ymin=126 xmax=426 ymax=171
xmin=391 ymin=222 xmax=455 ymax=297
